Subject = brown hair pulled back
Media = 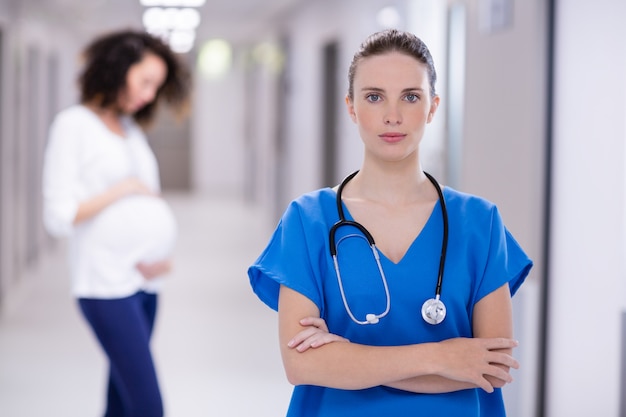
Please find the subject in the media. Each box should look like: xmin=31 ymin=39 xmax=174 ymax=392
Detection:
xmin=347 ymin=29 xmax=437 ymax=101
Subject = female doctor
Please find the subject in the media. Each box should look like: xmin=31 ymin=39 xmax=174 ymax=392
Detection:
xmin=43 ymin=30 xmax=190 ymax=416
xmin=248 ymin=29 xmax=532 ymax=416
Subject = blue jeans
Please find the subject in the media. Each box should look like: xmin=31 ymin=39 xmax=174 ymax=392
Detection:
xmin=79 ymin=291 xmax=163 ymax=417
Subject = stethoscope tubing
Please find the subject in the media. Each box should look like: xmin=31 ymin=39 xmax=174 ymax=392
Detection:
xmin=332 ymin=234 xmax=391 ymax=325
xmin=423 ymin=171 xmax=448 ymax=298
xmin=330 ymin=170 xmax=449 ymax=325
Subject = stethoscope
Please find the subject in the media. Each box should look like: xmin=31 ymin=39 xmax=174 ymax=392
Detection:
xmin=329 ymin=170 xmax=449 ymax=325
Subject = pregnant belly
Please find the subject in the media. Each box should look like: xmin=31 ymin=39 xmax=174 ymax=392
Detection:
xmin=88 ymin=194 xmax=178 ymax=263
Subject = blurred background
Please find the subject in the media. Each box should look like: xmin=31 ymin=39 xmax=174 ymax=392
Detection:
xmin=0 ymin=0 xmax=625 ymax=416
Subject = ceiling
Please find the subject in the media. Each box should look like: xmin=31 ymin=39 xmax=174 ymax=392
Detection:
xmin=10 ymin=0 xmax=306 ymax=43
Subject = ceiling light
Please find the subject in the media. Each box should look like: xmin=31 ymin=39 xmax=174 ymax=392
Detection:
xmin=140 ymin=0 xmax=206 ymax=7
xmin=252 ymin=42 xmax=285 ymax=74
xmin=198 ymin=39 xmax=233 ymax=80
xmin=142 ymin=7 xmax=200 ymax=31
xmin=169 ymin=30 xmax=196 ymax=53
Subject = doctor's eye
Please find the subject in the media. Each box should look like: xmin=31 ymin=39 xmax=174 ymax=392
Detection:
xmin=404 ymin=93 xmax=420 ymax=103
xmin=365 ymin=94 xmax=382 ymax=103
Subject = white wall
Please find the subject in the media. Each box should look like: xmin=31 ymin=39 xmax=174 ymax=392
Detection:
xmin=548 ymin=0 xmax=626 ymax=415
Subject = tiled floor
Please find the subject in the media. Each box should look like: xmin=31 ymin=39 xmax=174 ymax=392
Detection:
xmin=0 ymin=193 xmax=292 ymax=417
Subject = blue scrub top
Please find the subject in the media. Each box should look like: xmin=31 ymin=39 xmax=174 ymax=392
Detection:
xmin=248 ymin=187 xmax=533 ymax=417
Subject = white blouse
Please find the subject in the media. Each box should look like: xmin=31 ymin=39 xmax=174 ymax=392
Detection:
xmin=42 ymin=105 xmax=177 ymax=298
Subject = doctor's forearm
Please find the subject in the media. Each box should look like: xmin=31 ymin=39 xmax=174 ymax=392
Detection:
xmin=384 ymin=375 xmax=476 ymax=394
xmin=281 ymin=340 xmax=443 ymax=390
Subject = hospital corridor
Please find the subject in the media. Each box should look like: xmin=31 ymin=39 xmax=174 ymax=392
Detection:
xmin=0 ymin=192 xmax=292 ymax=416
xmin=1 ymin=0 xmax=626 ymax=416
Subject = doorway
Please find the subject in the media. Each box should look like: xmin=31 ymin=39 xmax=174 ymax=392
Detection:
xmin=147 ymin=105 xmax=191 ymax=191
xmin=321 ymin=40 xmax=339 ymax=187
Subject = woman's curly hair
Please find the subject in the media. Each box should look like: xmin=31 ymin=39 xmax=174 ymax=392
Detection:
xmin=78 ymin=29 xmax=191 ymax=127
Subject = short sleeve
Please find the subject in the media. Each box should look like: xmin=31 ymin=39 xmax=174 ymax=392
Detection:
xmin=474 ymin=206 xmax=533 ymax=302
xmin=248 ymin=200 xmax=323 ymax=312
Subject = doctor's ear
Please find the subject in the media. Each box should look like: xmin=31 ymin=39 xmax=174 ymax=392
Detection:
xmin=345 ymin=95 xmax=357 ymax=122
xmin=427 ymin=95 xmax=440 ymax=123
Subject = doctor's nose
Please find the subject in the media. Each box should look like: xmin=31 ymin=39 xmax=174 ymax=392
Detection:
xmin=384 ymin=108 xmax=402 ymax=125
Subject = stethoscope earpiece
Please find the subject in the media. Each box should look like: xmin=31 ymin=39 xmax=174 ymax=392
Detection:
xmin=330 ymin=170 xmax=449 ymax=326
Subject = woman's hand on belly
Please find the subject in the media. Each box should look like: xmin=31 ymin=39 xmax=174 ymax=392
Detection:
xmin=75 ymin=177 xmax=157 ymax=225
xmin=115 ymin=177 xmax=158 ymax=198
xmin=137 ymin=259 xmax=172 ymax=280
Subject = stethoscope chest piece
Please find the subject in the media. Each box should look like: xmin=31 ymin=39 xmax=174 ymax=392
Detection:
xmin=421 ymin=296 xmax=446 ymax=325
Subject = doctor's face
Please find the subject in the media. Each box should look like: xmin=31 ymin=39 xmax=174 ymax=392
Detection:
xmin=346 ymin=51 xmax=439 ymax=164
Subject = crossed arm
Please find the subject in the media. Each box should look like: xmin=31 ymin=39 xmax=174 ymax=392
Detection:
xmin=278 ymin=283 xmax=516 ymax=394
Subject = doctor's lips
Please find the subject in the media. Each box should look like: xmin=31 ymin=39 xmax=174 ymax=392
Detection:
xmin=379 ymin=132 xmax=406 ymax=143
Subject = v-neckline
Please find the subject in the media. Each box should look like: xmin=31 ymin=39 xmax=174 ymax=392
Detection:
xmin=81 ymin=104 xmax=128 ymax=140
xmin=336 ymin=189 xmax=444 ymax=266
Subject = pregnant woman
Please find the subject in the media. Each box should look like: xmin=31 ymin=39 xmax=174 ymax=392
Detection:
xmin=42 ymin=29 xmax=190 ymax=417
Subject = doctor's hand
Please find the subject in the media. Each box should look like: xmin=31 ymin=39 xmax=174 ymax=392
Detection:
xmin=287 ymin=317 xmax=349 ymax=353
xmin=435 ymin=337 xmax=519 ymax=393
